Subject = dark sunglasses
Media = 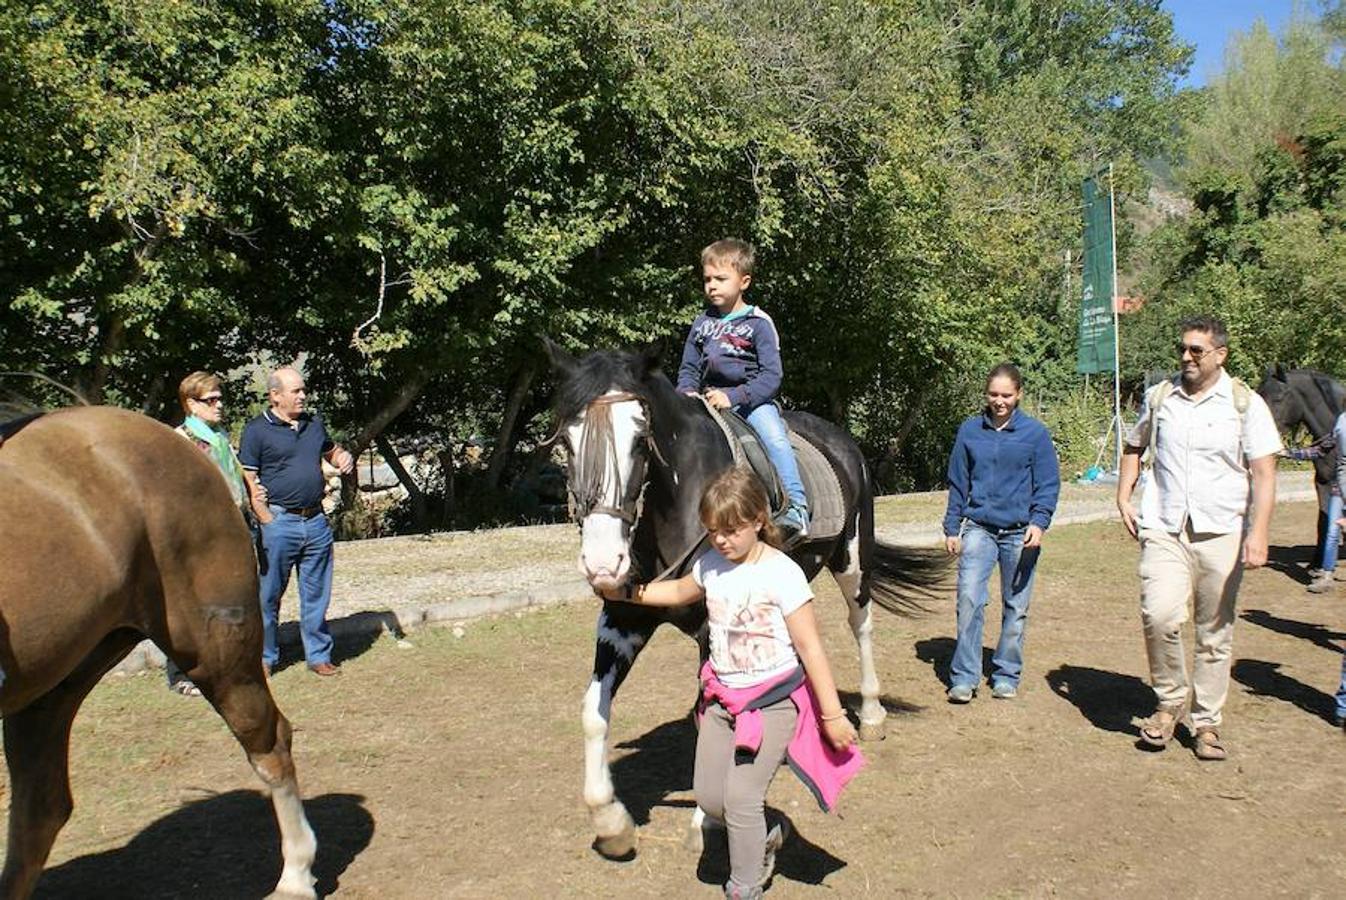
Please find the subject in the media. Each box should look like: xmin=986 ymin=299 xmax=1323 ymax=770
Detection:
xmin=1176 ymin=343 xmax=1218 ymax=360
xmin=195 ymin=395 xmax=224 ymax=406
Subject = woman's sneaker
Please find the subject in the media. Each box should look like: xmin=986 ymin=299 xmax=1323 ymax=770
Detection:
xmin=991 ymin=681 xmax=1018 ymax=700
xmin=947 ymin=684 xmax=975 ymax=703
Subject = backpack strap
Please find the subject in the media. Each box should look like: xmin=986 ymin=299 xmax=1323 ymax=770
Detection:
xmin=1145 ymin=379 xmax=1176 ymax=466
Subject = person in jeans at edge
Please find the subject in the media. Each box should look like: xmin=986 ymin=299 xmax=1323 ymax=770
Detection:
xmin=239 ymin=367 xmax=354 ymax=677
xmin=676 ymin=238 xmax=810 ymax=540
xmin=1280 ymin=410 xmax=1346 ymax=593
xmin=941 ymin=362 xmax=1060 ymax=703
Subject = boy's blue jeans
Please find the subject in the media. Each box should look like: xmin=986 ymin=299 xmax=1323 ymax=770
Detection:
xmin=258 ymin=507 xmax=335 ymax=668
xmin=950 ymin=521 xmax=1041 ymax=690
xmin=739 ymin=402 xmax=807 ymax=510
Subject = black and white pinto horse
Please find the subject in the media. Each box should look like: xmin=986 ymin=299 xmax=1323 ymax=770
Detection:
xmin=545 ymin=342 xmax=943 ymax=857
xmin=1257 ymin=366 xmax=1346 ymax=566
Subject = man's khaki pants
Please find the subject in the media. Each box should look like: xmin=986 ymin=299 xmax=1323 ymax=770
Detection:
xmin=1138 ymin=524 xmax=1244 ymax=729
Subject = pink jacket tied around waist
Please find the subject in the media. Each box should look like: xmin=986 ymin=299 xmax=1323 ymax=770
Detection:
xmin=698 ymin=660 xmax=865 ymax=813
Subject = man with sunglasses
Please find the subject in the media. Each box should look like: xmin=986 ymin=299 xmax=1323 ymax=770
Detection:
xmin=1116 ymin=315 xmax=1281 ymax=762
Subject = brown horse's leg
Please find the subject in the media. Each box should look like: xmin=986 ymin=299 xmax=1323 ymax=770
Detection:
xmin=191 ymin=623 xmax=316 ymax=900
xmin=0 ymin=631 xmax=141 ymax=900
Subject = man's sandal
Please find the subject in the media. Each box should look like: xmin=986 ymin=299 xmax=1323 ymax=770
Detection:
xmin=1139 ymin=703 xmax=1185 ymax=749
xmin=1192 ymin=726 xmax=1227 ymax=762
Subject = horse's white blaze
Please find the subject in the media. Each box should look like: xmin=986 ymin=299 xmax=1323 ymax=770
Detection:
xmin=269 ymin=778 xmax=317 ymax=899
xmin=571 ymin=394 xmax=647 ymax=589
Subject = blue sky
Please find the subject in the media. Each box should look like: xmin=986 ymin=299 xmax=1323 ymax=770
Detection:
xmin=1164 ymin=0 xmax=1298 ymax=86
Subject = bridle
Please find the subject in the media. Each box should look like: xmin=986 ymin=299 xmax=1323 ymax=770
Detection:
xmin=563 ymin=391 xmax=661 ymax=529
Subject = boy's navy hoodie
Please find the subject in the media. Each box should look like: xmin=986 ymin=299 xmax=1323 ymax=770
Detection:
xmin=676 ymin=305 xmax=782 ymax=411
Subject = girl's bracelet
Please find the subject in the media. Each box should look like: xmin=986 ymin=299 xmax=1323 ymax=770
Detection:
xmin=819 ymin=710 xmax=847 ymax=722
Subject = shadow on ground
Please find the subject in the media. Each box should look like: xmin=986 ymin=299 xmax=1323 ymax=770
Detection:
xmin=1242 ymin=608 xmax=1346 ymax=653
xmin=1233 ymin=658 xmax=1337 ymax=726
xmin=274 ymin=610 xmax=405 ymax=673
xmin=914 ymin=637 xmax=992 ymax=689
xmin=612 ymin=714 xmax=850 ymax=888
xmin=695 ymin=811 xmax=846 ymax=889
xmin=1044 ymin=665 xmax=1153 ymax=736
xmin=35 ymin=791 xmax=373 ymax=899
xmin=1266 ymin=544 xmax=1316 ymax=585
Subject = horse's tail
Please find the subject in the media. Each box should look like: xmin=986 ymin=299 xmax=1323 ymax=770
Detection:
xmin=867 ymin=539 xmax=951 ymax=616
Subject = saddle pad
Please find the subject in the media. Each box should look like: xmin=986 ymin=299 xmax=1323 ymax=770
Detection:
xmin=789 ymin=431 xmax=846 ymax=541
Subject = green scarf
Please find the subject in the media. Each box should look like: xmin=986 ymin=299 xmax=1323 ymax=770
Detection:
xmin=182 ymin=415 xmax=247 ymax=507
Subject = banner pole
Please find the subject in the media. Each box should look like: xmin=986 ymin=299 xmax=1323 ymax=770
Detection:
xmin=1108 ymin=163 xmax=1122 ymax=473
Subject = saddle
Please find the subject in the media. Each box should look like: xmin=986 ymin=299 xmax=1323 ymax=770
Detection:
xmin=709 ymin=406 xmax=847 ymax=542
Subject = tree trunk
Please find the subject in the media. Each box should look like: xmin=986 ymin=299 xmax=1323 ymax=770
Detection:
xmin=437 ymin=446 xmax=457 ymax=529
xmin=376 ymin=432 xmax=428 ymax=533
xmin=483 ymin=362 xmax=537 ymax=491
xmin=348 ymin=367 xmax=433 ymax=458
xmin=888 ymin=385 xmax=934 ymax=463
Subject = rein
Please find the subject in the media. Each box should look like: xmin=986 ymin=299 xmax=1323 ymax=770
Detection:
xmin=566 ymin=392 xmax=654 ymax=527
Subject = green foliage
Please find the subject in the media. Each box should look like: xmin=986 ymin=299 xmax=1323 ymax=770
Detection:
xmin=2 ymin=0 xmax=1196 ymax=509
xmin=1133 ymin=10 xmax=1346 ymax=386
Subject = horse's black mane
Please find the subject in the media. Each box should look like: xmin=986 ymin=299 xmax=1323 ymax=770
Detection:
xmin=553 ymin=349 xmax=657 ymax=423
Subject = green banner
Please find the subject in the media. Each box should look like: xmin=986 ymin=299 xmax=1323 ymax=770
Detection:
xmin=1076 ymin=175 xmax=1116 ymax=374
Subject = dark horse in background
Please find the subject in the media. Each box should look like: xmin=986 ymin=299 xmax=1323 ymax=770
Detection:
xmin=1256 ymin=366 xmax=1346 ymax=568
xmin=545 ymin=342 xmax=944 ymax=858
xmin=0 ymin=407 xmax=317 ymax=899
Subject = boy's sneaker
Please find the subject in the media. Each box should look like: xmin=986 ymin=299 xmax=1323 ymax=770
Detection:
xmin=781 ymin=504 xmax=809 ymax=538
xmin=991 ymin=682 xmax=1018 ymax=700
xmin=947 ymin=684 xmax=975 ymax=704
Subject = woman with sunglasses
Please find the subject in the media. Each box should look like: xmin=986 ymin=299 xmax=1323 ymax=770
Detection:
xmin=167 ymin=371 xmax=269 ymax=696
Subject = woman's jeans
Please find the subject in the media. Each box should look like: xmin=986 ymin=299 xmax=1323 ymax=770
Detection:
xmin=950 ymin=521 xmax=1041 ymax=690
xmin=739 ymin=402 xmax=806 ymax=510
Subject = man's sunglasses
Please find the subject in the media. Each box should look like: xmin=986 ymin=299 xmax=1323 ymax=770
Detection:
xmin=1177 ymin=343 xmax=1219 ymax=360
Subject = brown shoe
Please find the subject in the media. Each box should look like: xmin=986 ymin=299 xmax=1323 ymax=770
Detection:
xmin=308 ymin=662 xmax=340 ymax=677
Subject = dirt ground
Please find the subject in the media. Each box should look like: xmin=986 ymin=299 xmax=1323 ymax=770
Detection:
xmin=7 ymin=501 xmax=1346 ymax=898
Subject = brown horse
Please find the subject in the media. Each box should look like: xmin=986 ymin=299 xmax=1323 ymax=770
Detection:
xmin=0 ymin=406 xmax=316 ymax=899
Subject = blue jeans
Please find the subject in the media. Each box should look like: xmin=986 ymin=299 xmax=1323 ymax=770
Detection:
xmin=741 ymin=403 xmax=806 ymax=509
xmin=950 ymin=521 xmax=1041 ymax=689
xmin=258 ymin=507 xmax=335 ymax=668
xmin=1322 ymin=491 xmax=1342 ymax=571
xmin=1336 ymin=654 xmax=1346 ymax=721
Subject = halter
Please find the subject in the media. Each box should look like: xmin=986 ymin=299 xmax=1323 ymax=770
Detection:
xmin=564 ymin=391 xmax=660 ymax=528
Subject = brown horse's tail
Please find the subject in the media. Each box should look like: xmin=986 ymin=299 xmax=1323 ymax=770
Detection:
xmin=867 ymin=539 xmax=951 ymax=616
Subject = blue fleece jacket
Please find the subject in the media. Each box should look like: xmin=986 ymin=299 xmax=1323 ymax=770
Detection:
xmin=676 ymin=305 xmax=783 ymax=410
xmin=942 ymin=409 xmax=1061 ymax=536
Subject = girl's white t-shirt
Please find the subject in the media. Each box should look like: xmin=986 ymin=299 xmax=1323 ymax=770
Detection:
xmin=692 ymin=547 xmax=813 ymax=688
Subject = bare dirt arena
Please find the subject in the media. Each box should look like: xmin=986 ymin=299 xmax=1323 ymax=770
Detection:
xmin=5 ymin=501 xmax=1345 ymax=898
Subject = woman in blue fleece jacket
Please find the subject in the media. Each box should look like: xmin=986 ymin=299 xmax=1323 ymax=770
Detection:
xmin=941 ymin=363 xmax=1061 ymax=703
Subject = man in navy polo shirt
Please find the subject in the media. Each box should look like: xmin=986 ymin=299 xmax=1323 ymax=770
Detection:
xmin=240 ymin=367 xmax=355 ymax=676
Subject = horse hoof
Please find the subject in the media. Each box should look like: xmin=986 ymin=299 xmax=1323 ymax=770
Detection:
xmin=594 ymin=824 xmax=638 ymax=860
xmin=859 ymin=721 xmax=886 ymax=742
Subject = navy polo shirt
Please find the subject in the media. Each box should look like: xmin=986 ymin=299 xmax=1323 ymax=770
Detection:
xmin=239 ymin=410 xmax=334 ymax=509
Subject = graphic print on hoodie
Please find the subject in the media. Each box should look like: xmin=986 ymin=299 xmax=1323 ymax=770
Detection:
xmin=676 ymin=306 xmax=783 ymax=411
